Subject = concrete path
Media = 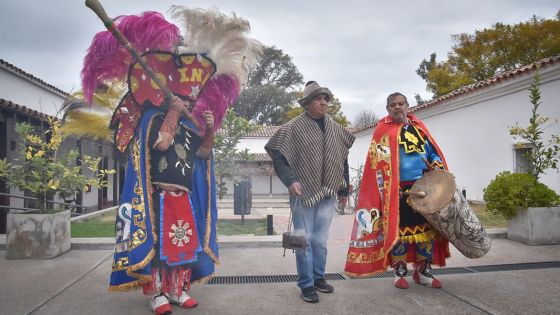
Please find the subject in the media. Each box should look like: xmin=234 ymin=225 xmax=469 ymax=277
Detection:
xmin=1 ymin=214 xmax=560 ymax=314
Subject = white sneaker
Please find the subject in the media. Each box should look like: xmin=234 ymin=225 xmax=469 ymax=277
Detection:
xmin=149 ymin=293 xmax=172 ymax=315
xmin=413 ymin=260 xmax=442 ymax=288
xmin=169 ymin=289 xmax=198 ymax=309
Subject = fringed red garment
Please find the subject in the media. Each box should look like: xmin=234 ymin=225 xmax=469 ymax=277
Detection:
xmin=143 ymin=267 xmax=192 ymax=296
xmin=345 ymin=114 xmax=450 ymax=277
xmin=143 ymin=268 xmax=160 ymax=296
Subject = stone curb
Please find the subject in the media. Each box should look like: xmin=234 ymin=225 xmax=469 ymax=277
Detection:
xmin=69 ymin=235 xmax=283 ymax=250
xmin=1 ymin=229 xmax=507 ymax=251
xmin=70 ymin=206 xmax=118 ymax=223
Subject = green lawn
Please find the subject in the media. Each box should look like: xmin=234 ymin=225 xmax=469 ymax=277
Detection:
xmin=71 ymin=210 xmax=269 ymax=237
xmin=71 ymin=210 xmax=116 ymax=238
xmin=71 ymin=204 xmax=504 ymax=238
xmin=217 ymin=219 xmax=269 ymax=236
xmin=471 ymin=202 xmax=508 ymax=228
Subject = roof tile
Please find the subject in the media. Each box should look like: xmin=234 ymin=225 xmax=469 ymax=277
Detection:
xmin=0 ymin=59 xmax=68 ymax=96
xmin=0 ymin=98 xmax=56 ymax=121
xmin=410 ymin=54 xmax=560 ymax=113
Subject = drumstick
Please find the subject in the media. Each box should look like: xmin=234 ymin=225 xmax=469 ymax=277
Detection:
xmin=85 ymin=0 xmax=201 ymax=131
xmin=401 ymin=190 xmax=427 ymax=198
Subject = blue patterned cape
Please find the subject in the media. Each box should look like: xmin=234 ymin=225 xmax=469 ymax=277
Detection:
xmin=109 ymin=109 xmax=219 ymax=291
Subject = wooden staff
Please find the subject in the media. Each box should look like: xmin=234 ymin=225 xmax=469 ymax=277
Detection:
xmin=85 ymin=0 xmax=201 ymax=130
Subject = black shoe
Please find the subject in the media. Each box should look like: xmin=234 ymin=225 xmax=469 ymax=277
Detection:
xmin=301 ymin=286 xmax=319 ymax=303
xmin=313 ymin=278 xmax=334 ymax=293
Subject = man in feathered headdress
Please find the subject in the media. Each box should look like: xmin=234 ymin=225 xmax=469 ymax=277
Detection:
xmin=77 ymin=7 xmax=261 ymax=315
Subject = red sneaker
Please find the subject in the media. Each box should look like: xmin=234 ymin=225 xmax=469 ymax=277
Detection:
xmin=394 ymin=276 xmax=409 ymax=289
xmin=392 ymin=260 xmax=409 ymax=289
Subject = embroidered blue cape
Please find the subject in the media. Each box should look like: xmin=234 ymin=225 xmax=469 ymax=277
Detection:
xmin=109 ymin=109 xmax=219 ymax=291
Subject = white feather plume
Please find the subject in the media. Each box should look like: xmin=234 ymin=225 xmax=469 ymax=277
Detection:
xmin=170 ymin=6 xmax=263 ymax=86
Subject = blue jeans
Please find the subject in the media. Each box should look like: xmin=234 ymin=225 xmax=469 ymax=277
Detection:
xmin=291 ymin=197 xmax=335 ymax=289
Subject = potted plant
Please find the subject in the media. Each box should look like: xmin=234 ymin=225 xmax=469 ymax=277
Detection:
xmin=483 ymin=70 xmax=560 ymax=245
xmin=483 ymin=171 xmax=560 ymax=244
xmin=0 ymin=117 xmax=114 ymax=259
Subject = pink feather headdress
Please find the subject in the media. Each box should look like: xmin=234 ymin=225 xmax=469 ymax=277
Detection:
xmin=81 ymin=12 xmax=180 ymax=103
xmin=79 ymin=7 xmax=262 ymax=135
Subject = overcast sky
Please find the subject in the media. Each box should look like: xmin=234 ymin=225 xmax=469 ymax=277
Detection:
xmin=1 ymin=0 xmax=558 ymax=123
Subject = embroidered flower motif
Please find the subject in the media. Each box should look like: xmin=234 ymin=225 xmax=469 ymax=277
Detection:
xmin=169 ymin=220 xmax=192 ymax=247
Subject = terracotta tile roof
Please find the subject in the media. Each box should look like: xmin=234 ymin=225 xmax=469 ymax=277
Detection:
xmin=0 ymin=59 xmax=68 ymax=96
xmin=349 ymin=123 xmax=376 ymax=134
xmin=0 ymin=98 xmax=56 ymax=121
xmin=232 ymin=152 xmax=271 ymax=162
xmin=410 ymin=54 xmax=560 ymax=113
xmin=240 ymin=124 xmax=366 ymax=137
xmin=244 ymin=125 xmax=281 ymax=137
xmin=249 ymin=153 xmax=271 ymax=162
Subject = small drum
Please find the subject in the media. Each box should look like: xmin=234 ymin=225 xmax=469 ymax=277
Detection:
xmin=406 ymin=170 xmax=491 ymax=259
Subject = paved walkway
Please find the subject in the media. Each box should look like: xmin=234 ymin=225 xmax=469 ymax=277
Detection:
xmin=1 ymin=214 xmax=560 ymax=314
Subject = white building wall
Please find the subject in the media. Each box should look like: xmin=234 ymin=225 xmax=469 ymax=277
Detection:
xmin=251 ymin=175 xmax=285 ymax=195
xmin=415 ymin=65 xmax=560 ymax=200
xmin=237 ymin=137 xmax=269 ymax=153
xmin=348 ymin=129 xmax=374 ymax=179
xmin=222 ymin=175 xmax=285 ymax=196
xmin=0 ymin=70 xmax=65 ymax=117
xmin=229 ymin=137 xmax=289 ymax=195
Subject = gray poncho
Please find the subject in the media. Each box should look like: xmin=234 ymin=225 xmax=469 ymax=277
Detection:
xmin=265 ymin=113 xmax=355 ymax=207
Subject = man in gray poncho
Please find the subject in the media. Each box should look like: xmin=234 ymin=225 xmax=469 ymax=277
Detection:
xmin=265 ymin=81 xmax=354 ymax=303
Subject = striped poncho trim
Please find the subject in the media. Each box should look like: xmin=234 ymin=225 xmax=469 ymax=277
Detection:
xmin=265 ymin=113 xmax=355 ymax=207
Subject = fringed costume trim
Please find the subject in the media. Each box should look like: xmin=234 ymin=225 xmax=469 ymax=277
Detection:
xmin=399 ymin=229 xmax=438 ymax=244
xmin=203 ymin=158 xmax=219 ymax=264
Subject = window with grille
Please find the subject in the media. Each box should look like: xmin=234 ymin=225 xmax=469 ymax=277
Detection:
xmin=513 ymin=146 xmax=532 ymax=173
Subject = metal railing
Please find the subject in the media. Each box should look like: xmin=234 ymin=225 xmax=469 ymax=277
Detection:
xmin=0 ymin=192 xmax=90 ymax=216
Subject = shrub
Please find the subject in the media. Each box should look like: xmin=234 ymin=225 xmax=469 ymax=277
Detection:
xmin=0 ymin=119 xmax=114 ymax=213
xmin=483 ymin=171 xmax=560 ymax=219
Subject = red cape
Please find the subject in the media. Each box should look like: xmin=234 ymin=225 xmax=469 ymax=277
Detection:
xmin=344 ymin=114 xmax=450 ymax=277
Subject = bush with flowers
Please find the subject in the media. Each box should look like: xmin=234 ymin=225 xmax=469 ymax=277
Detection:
xmin=0 ymin=117 xmax=114 ymax=213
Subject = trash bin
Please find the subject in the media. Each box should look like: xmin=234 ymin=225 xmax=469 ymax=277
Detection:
xmin=234 ymin=179 xmax=251 ymax=215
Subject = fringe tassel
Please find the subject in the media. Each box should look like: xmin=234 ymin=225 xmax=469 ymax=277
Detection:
xmin=193 ymin=272 xmax=214 ymax=284
xmin=108 ymin=279 xmax=148 ymax=292
xmin=161 ymin=267 xmax=187 ymax=296
xmin=142 ymin=267 xmax=191 ymax=296
xmin=185 ymin=268 xmax=192 ymax=292
xmin=399 ymin=229 xmax=437 ymax=244
xmin=142 ymin=268 xmax=160 ymax=296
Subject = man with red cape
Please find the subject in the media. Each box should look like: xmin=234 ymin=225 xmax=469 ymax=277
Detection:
xmin=345 ymin=92 xmax=450 ymax=289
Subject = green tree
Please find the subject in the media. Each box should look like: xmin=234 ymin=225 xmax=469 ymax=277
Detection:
xmin=414 ymin=93 xmax=427 ymax=106
xmin=416 ymin=53 xmax=436 ymax=81
xmin=282 ymin=96 xmax=350 ymax=126
xmin=234 ymin=45 xmax=304 ymax=125
xmin=213 ymin=109 xmax=254 ymax=199
xmin=418 ymin=14 xmax=560 ymax=98
xmin=509 ymin=70 xmax=560 ymax=180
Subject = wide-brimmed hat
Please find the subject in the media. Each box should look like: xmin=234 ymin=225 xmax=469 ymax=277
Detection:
xmin=298 ymin=81 xmax=333 ymax=106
